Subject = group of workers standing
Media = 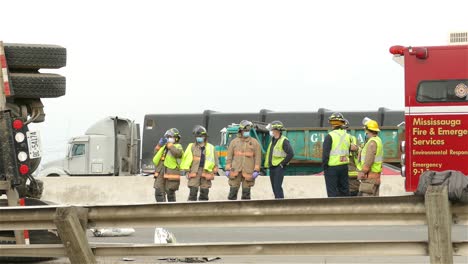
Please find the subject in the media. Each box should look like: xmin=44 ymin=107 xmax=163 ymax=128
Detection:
xmin=152 ymin=120 xmax=294 ymax=202
xmin=322 ymin=113 xmax=383 ymax=197
xmin=151 ymin=113 xmax=383 ymax=202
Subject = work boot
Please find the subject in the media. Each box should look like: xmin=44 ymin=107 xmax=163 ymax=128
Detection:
xmin=167 ymin=190 xmax=177 ymax=202
xmin=155 ymin=188 xmax=166 ymax=203
xmin=228 ymin=187 xmax=239 ymax=200
xmin=199 ymin=188 xmax=209 ymax=201
xmin=241 ymin=187 xmax=251 ymax=200
xmin=188 ymin=187 xmax=198 ymax=201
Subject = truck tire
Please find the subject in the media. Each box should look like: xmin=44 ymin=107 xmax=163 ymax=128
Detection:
xmin=9 ymin=73 xmax=66 ymax=98
xmin=4 ymin=43 xmax=66 ymax=70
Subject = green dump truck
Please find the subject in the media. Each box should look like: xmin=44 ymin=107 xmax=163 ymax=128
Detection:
xmin=216 ymin=121 xmax=403 ymax=175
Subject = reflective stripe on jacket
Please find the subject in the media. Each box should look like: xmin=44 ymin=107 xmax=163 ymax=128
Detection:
xmin=264 ymin=135 xmax=287 ymax=168
xmin=153 ymin=144 xmax=183 ymax=170
xmin=180 ymin=143 xmax=217 ymax=179
xmin=328 ymin=129 xmax=350 ymax=166
xmin=360 ymin=136 xmax=383 ymax=173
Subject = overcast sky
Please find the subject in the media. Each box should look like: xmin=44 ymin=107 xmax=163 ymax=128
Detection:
xmin=2 ymin=0 xmax=467 ymax=162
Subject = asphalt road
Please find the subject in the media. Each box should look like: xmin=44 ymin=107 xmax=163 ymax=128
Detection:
xmin=39 ymin=226 xmax=468 ymax=263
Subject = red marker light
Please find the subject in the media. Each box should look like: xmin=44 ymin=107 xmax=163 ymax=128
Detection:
xmin=389 ymin=45 xmax=405 ymax=55
xmin=410 ymin=47 xmax=428 ymax=59
xmin=19 ymin=164 xmax=29 ymax=175
xmin=13 ymin=119 xmax=23 ymax=130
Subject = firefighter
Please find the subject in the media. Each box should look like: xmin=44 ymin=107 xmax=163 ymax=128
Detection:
xmin=264 ymin=120 xmax=294 ymax=199
xmin=357 ymin=118 xmax=383 ymax=196
xmin=322 ymin=113 xmax=351 ymax=197
xmin=225 ymin=120 xmax=262 ymax=200
xmin=180 ymin=125 xmax=219 ymax=201
xmin=152 ymin=128 xmax=184 ymax=202
xmin=342 ymin=119 xmax=360 ymax=196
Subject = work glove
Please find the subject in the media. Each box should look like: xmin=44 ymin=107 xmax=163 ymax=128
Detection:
xmin=252 ymin=171 xmax=260 ymax=179
xmin=225 ymin=170 xmax=230 ymax=177
xmin=158 ymin=137 xmax=168 ymax=146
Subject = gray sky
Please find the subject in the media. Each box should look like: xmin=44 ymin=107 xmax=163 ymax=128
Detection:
xmin=2 ymin=0 xmax=467 ymax=162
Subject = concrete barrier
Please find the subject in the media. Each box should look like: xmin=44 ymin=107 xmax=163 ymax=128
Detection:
xmin=39 ymin=175 xmax=412 ymax=205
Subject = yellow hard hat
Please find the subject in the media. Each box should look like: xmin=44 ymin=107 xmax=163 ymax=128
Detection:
xmin=365 ymin=119 xmax=380 ymax=132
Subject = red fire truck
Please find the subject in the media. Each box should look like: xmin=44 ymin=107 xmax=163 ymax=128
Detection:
xmin=390 ymin=40 xmax=468 ymax=192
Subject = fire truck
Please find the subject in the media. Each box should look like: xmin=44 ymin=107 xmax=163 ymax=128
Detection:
xmin=390 ymin=32 xmax=468 ymax=192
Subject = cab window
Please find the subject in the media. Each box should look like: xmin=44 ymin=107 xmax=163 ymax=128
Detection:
xmin=417 ymin=80 xmax=468 ymax=102
xmin=71 ymin=144 xmax=85 ymax=156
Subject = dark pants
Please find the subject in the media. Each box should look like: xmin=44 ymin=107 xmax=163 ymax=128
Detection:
xmin=269 ymin=166 xmax=285 ymax=199
xmin=324 ymin=165 xmax=349 ymax=197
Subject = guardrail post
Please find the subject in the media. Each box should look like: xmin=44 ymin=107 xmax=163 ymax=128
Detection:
xmin=54 ymin=206 xmax=96 ymax=264
xmin=425 ymin=185 xmax=453 ymax=264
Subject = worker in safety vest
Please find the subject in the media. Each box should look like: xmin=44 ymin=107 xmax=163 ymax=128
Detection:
xmin=225 ymin=120 xmax=262 ymax=200
xmin=180 ymin=125 xmax=219 ymax=201
xmin=322 ymin=113 xmax=351 ymax=197
xmin=152 ymin=128 xmax=184 ymax=202
xmin=342 ymin=119 xmax=360 ymax=196
xmin=264 ymin=120 xmax=294 ymax=199
xmin=357 ymin=118 xmax=383 ymax=196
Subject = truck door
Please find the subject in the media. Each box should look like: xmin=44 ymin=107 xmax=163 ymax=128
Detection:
xmin=68 ymin=142 xmax=88 ymax=175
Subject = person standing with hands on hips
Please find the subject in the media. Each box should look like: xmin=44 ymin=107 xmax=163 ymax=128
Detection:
xmin=152 ymin=128 xmax=184 ymax=202
xmin=225 ymin=120 xmax=262 ymax=200
xmin=264 ymin=120 xmax=294 ymax=199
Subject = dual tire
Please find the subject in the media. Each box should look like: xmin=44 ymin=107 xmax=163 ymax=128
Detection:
xmin=4 ymin=43 xmax=67 ymax=98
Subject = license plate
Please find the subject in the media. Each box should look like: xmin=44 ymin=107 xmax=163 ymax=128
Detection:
xmin=26 ymin=130 xmax=42 ymax=159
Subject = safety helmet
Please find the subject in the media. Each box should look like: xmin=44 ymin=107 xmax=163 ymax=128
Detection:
xmin=164 ymin=128 xmax=181 ymax=138
xmin=192 ymin=125 xmax=207 ymax=137
xmin=364 ymin=119 xmax=380 ymax=132
xmin=342 ymin=119 xmax=349 ymax=129
xmin=328 ymin=112 xmax=345 ymax=122
xmin=239 ymin=120 xmax=253 ymax=131
xmin=266 ymin=120 xmax=285 ymax=131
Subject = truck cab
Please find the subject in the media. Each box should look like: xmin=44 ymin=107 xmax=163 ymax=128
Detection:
xmin=390 ymin=41 xmax=468 ymax=191
xmin=39 ymin=117 xmax=140 ymax=176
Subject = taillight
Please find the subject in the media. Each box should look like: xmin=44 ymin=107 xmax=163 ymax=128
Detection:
xmin=12 ymin=119 xmax=24 ymax=130
xmin=12 ymin=118 xmax=31 ymax=176
xmin=389 ymin=45 xmax=405 ymax=55
xmin=19 ymin=164 xmax=29 ymax=175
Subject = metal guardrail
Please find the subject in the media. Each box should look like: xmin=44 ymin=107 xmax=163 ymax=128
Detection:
xmin=1 ymin=186 xmax=468 ymax=264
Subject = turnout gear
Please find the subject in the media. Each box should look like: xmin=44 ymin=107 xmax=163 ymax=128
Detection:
xmin=241 ymin=187 xmax=251 ymax=200
xmin=199 ymin=188 xmax=209 ymax=201
xmin=152 ymin=134 xmax=184 ymax=203
xmin=228 ymin=187 xmax=239 ymax=200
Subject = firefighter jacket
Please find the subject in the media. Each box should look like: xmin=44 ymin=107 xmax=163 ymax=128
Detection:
xmin=180 ymin=142 xmax=219 ymax=180
xmin=225 ymin=135 xmax=261 ymax=179
xmin=153 ymin=143 xmax=184 ymax=180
